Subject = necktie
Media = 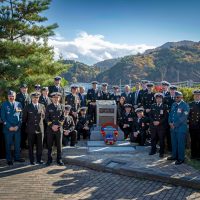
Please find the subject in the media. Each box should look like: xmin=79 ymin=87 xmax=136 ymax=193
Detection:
xmin=34 ymin=105 xmax=38 ymax=110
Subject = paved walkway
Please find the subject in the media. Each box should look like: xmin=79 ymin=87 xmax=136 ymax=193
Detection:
xmin=0 ymin=161 xmax=199 ymax=200
xmin=62 ymin=141 xmax=200 ymax=189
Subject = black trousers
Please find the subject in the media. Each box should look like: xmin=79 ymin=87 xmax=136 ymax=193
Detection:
xmin=130 ymin=131 xmax=146 ymax=146
xmin=42 ymin=121 xmax=47 ymax=148
xmin=62 ymin=130 xmax=77 ymax=146
xmin=88 ymin=104 xmax=96 ymax=124
xmin=150 ymin=126 xmax=165 ymax=154
xmin=122 ymin=128 xmax=132 ymax=139
xmin=190 ymin=129 xmax=200 ymax=158
xmin=77 ymin=129 xmax=90 ymax=140
xmin=165 ymin=126 xmax=172 ymax=151
xmin=47 ymin=129 xmax=62 ymax=161
xmin=28 ymin=132 xmax=43 ymax=162
xmin=0 ymin=123 xmax=6 ymax=159
xmin=21 ymin=122 xmax=27 ymax=148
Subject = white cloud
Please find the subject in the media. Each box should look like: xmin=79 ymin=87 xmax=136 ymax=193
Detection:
xmin=48 ymin=31 xmax=156 ymax=65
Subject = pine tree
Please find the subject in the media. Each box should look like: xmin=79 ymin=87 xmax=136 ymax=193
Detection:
xmin=0 ymin=0 xmax=68 ymax=96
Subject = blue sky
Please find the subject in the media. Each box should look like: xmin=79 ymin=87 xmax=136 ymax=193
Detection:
xmin=44 ymin=0 xmax=200 ymax=64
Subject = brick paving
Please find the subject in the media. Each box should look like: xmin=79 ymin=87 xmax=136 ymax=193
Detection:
xmin=0 ymin=160 xmax=200 ymax=200
xmin=62 ymin=141 xmax=200 ymax=187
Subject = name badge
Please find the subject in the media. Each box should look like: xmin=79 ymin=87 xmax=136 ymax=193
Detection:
xmin=160 ymin=110 xmax=163 ymax=115
xmin=177 ymin=108 xmax=182 ymax=113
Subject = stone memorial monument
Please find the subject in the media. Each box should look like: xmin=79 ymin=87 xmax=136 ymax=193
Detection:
xmin=88 ymin=100 xmax=136 ymax=152
xmin=90 ymin=100 xmax=123 ymax=141
xmin=96 ymin=100 xmax=117 ymax=126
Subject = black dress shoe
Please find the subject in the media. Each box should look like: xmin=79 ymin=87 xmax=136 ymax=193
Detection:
xmin=46 ymin=160 xmax=52 ymax=166
xmin=7 ymin=161 xmax=13 ymax=166
xmin=149 ymin=151 xmax=156 ymax=155
xmin=175 ymin=160 xmax=184 ymax=165
xmin=36 ymin=160 xmax=44 ymax=164
xmin=14 ymin=158 xmax=25 ymax=162
xmin=30 ymin=161 xmax=36 ymax=165
xmin=167 ymin=156 xmax=176 ymax=161
xmin=57 ymin=160 xmax=64 ymax=166
xmin=70 ymin=143 xmax=76 ymax=147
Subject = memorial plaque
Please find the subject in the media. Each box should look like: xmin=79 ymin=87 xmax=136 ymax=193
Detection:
xmin=96 ymin=100 xmax=117 ymax=126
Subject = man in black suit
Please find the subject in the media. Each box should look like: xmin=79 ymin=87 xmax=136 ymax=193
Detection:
xmin=137 ymin=80 xmax=148 ymax=106
xmin=189 ymin=90 xmax=200 ymax=159
xmin=121 ymin=85 xmax=134 ymax=105
xmin=149 ymin=93 xmax=169 ymax=158
xmin=132 ymin=82 xmax=141 ymax=109
xmin=48 ymin=76 xmax=65 ymax=104
xmin=22 ymin=92 xmax=45 ymax=165
xmin=78 ymin=86 xmax=87 ymax=107
xmin=87 ymin=81 xmax=101 ymax=123
xmin=16 ymin=84 xmax=30 ymax=109
xmin=45 ymin=92 xmax=65 ymax=166
xmin=39 ymin=87 xmax=52 ymax=148
xmin=65 ymin=85 xmax=80 ymax=124
xmin=16 ymin=83 xmax=30 ymax=149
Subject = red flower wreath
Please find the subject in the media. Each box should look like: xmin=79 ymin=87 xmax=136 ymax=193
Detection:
xmin=100 ymin=122 xmax=119 ymax=145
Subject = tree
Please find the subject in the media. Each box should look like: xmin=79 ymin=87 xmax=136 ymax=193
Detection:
xmin=0 ymin=0 xmax=58 ymax=41
xmin=0 ymin=0 xmax=68 ymax=96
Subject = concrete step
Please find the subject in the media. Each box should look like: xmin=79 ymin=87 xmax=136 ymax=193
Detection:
xmin=88 ymin=146 xmax=136 ymax=153
xmin=87 ymin=141 xmax=133 ymax=147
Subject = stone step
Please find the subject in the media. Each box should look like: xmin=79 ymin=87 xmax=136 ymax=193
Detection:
xmin=87 ymin=141 xmax=133 ymax=147
xmin=88 ymin=146 xmax=136 ymax=153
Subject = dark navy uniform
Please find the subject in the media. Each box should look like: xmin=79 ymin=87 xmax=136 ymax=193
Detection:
xmin=45 ymin=102 xmax=65 ymax=164
xmin=110 ymin=86 xmax=121 ymax=104
xmin=65 ymin=93 xmax=80 ymax=123
xmin=149 ymin=102 xmax=168 ymax=156
xmin=117 ymin=103 xmax=125 ymax=127
xmin=141 ymin=92 xmax=155 ymax=110
xmin=62 ymin=114 xmax=77 ymax=146
xmin=189 ymin=100 xmax=200 ymax=159
xmin=110 ymin=93 xmax=121 ymax=104
xmin=87 ymin=86 xmax=101 ymax=123
xmin=119 ymin=104 xmax=134 ymax=139
xmin=99 ymin=91 xmax=111 ymax=100
xmin=164 ymin=96 xmax=176 ymax=111
xmin=121 ymin=92 xmax=134 ymax=105
xmin=16 ymin=90 xmax=30 ymax=149
xmin=16 ymin=92 xmax=30 ymax=109
xmin=168 ymin=93 xmax=189 ymax=164
xmin=22 ymin=102 xmax=45 ymax=164
xmin=48 ymin=85 xmax=65 ymax=104
xmin=76 ymin=114 xmax=91 ymax=140
xmin=137 ymin=88 xmax=148 ymax=106
xmin=39 ymin=95 xmax=51 ymax=108
xmin=131 ymin=112 xmax=149 ymax=145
